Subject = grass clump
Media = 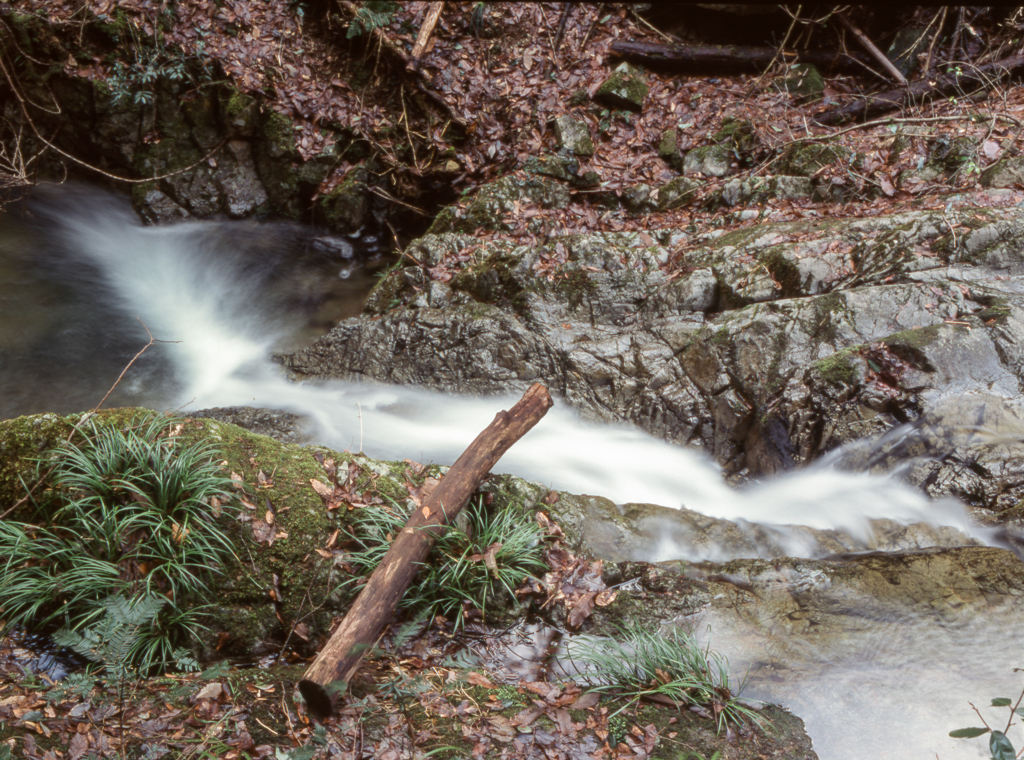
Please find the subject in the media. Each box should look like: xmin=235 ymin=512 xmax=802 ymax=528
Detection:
xmin=0 ymin=415 xmax=237 ymax=671
xmin=341 ymin=495 xmax=545 ymax=628
xmin=567 ymin=625 xmax=764 ymax=734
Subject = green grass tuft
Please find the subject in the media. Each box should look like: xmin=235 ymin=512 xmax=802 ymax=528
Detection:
xmin=340 ymin=495 xmax=545 ymax=628
xmin=566 ymin=624 xmax=765 ymax=734
xmin=0 ymin=414 xmax=237 ymax=672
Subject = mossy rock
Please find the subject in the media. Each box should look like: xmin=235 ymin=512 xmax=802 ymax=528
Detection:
xmin=316 ymin=166 xmax=369 ymax=233
xmin=595 ymin=62 xmax=648 ymax=112
xmin=772 ymin=142 xmax=853 ymax=177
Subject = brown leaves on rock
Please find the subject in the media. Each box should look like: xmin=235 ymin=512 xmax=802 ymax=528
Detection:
xmin=518 ymin=515 xmax=617 ymax=630
xmin=309 ymin=455 xmax=382 ymax=512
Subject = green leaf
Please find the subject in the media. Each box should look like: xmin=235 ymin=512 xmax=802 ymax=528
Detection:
xmin=949 ymin=727 xmax=990 ymax=738
xmin=990 ymin=730 xmax=1015 ymax=760
xmin=991 ymin=698 xmax=1013 ymax=707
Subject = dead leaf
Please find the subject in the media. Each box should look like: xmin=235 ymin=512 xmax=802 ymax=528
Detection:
xmin=483 ymin=543 xmax=501 ymax=577
xmin=310 ymin=479 xmax=333 ymax=499
xmin=466 ymin=672 xmax=495 ymax=688
xmin=250 ymin=519 xmax=274 ymax=544
xmin=68 ymin=732 xmax=90 ymax=760
xmin=195 ymin=682 xmax=224 ymax=701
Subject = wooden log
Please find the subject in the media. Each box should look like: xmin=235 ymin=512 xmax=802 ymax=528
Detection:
xmin=298 ymin=383 xmax=554 ymax=718
xmin=815 ymin=52 xmax=1024 ymax=126
xmin=608 ymin=40 xmax=874 ymax=74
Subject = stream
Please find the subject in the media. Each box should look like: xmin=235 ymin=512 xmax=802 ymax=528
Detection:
xmin=1 ymin=184 xmax=1020 ymax=759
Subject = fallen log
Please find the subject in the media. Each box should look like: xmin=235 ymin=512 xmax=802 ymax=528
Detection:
xmin=609 ymin=40 xmax=874 ymax=74
xmin=815 ymin=52 xmax=1024 ymax=126
xmin=298 ymin=383 xmax=554 ymax=718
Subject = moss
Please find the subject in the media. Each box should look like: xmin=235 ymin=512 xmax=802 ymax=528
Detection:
xmin=812 ymin=348 xmax=860 ymax=387
xmin=712 ymin=116 xmax=756 ymax=156
xmin=974 ymin=296 xmax=1012 ymax=324
xmin=758 ymin=247 xmax=803 ymax=296
xmin=775 ymin=142 xmax=853 ymax=177
xmin=225 ymin=90 xmax=255 ymax=118
xmin=316 ymin=167 xmax=368 ymax=233
xmin=260 ymin=109 xmax=297 ymax=154
xmin=881 ymin=323 xmax=947 ymax=350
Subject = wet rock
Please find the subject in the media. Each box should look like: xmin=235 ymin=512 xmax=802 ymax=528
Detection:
xmin=315 ymin=166 xmax=370 ymax=233
xmin=286 ymin=202 xmax=1024 ymax=525
xmin=191 ymin=406 xmax=311 ymax=444
xmin=549 ymin=493 xmax=985 ymax=564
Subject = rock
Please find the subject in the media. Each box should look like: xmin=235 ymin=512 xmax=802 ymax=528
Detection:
xmin=717 ymin=175 xmax=814 ymax=206
xmin=552 ymin=114 xmax=595 ymax=156
xmin=981 ymin=155 xmax=1024 ymax=188
xmin=523 ymin=154 xmax=580 ymax=182
xmin=594 ymin=62 xmax=648 ymax=112
xmin=781 ymin=63 xmax=825 ymax=102
xmin=656 ymin=176 xmax=700 ymax=210
xmin=683 ymin=144 xmax=733 ymax=177
xmin=427 ymin=173 xmax=571 ymax=235
xmin=658 ymin=128 xmax=683 ymax=171
xmin=316 ymin=166 xmax=370 ymax=233
xmin=771 ymin=142 xmax=853 ymax=177
xmin=286 ymin=202 xmax=1024 ymax=523
xmin=887 ymin=26 xmax=931 ymax=78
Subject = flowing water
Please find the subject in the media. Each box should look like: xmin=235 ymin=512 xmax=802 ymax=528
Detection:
xmin=2 ymin=185 xmax=1021 ymax=759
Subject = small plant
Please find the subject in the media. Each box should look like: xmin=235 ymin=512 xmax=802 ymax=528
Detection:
xmin=950 ymin=679 xmax=1024 ymax=760
xmin=53 ymin=594 xmax=198 ymax=682
xmin=567 ymin=625 xmax=764 ymax=734
xmin=98 ymin=11 xmax=214 ymax=106
xmin=341 ymin=495 xmax=545 ymax=628
xmin=0 ymin=415 xmax=237 ymax=672
xmin=346 ymin=1 xmax=397 ymax=38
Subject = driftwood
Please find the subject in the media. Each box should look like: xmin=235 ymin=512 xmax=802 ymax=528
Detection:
xmin=815 ymin=52 xmax=1024 ymax=126
xmin=298 ymin=383 xmax=554 ymax=718
xmin=609 ymin=40 xmax=874 ymax=74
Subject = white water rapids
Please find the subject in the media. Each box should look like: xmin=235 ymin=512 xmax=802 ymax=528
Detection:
xmin=2 ymin=186 xmax=1021 ymax=759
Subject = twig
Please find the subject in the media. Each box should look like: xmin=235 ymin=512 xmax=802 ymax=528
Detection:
xmin=410 ymin=1 xmax=444 ymax=63
xmin=836 ymin=12 xmax=908 ymax=85
xmin=553 ymin=3 xmax=573 ymax=55
xmin=580 ymin=4 xmax=603 ymax=51
xmin=921 ymin=7 xmax=947 ymax=76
